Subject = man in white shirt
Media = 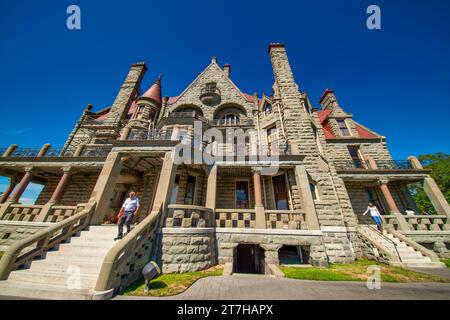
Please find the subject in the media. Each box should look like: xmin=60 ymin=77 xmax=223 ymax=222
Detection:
xmin=115 ymin=191 xmax=140 ymax=240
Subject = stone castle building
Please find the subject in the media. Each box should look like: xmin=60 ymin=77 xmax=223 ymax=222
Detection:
xmin=0 ymin=43 xmax=448 ymax=299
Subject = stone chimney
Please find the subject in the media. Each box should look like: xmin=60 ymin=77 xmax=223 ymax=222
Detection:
xmin=223 ymin=64 xmax=231 ymax=77
xmin=319 ymin=88 xmax=340 ymax=110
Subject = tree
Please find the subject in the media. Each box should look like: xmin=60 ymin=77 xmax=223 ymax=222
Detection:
xmin=409 ymin=153 xmax=450 ymax=214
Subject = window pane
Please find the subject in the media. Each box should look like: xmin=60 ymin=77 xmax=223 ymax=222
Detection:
xmin=236 ymin=181 xmax=249 ymax=209
xmin=184 ymin=176 xmax=196 ymax=205
xmin=337 ymin=120 xmax=351 ymax=136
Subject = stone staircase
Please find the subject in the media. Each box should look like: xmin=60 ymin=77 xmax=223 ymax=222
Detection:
xmin=360 ymin=225 xmax=445 ymax=269
xmin=0 ymin=225 xmax=117 ymax=300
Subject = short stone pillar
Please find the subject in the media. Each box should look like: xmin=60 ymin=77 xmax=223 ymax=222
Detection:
xmin=409 ymin=156 xmax=450 ymax=217
xmin=37 ymin=144 xmax=51 ymax=157
xmin=120 ymin=126 xmax=132 ymax=140
xmin=252 ymin=168 xmax=266 ymax=229
xmin=74 ymin=144 xmax=85 ymax=157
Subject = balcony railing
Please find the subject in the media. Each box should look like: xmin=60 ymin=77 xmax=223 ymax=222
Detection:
xmin=128 ymin=129 xmax=174 ymax=141
xmin=266 ymin=210 xmax=306 ymax=230
xmin=375 ymin=160 xmax=413 ymax=170
xmin=168 ymin=111 xmax=208 ymax=123
xmin=79 ymin=145 xmax=112 ymax=157
xmin=200 ymin=87 xmax=221 ymax=96
xmin=333 ymin=160 xmax=369 ymax=170
xmin=334 ymin=159 xmax=415 ymax=171
xmin=212 ymin=118 xmax=254 ymax=127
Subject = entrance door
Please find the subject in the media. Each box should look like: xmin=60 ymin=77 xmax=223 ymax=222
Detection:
xmin=236 ymin=244 xmax=255 ymax=273
xmin=235 ymin=180 xmax=250 ymax=209
xmin=272 ymin=175 xmax=289 ymax=210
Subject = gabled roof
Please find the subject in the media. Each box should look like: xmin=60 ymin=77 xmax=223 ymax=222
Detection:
xmin=317 ymin=110 xmax=379 ymax=139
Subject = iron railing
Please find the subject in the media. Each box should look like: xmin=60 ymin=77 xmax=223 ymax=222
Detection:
xmin=167 ymin=111 xmax=208 ymax=123
xmin=375 ymin=160 xmax=413 ymax=170
xmin=333 ymin=160 xmax=369 ymax=170
xmin=80 ymin=145 xmax=112 ymax=157
xmin=128 ymin=129 xmax=174 ymax=141
xmin=212 ymin=118 xmax=254 ymax=126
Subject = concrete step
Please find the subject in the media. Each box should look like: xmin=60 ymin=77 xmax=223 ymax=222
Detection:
xmin=8 ymin=269 xmax=98 ymax=288
xmin=56 ymin=243 xmax=114 ymax=253
xmin=0 ymin=280 xmax=94 ymax=300
xmin=68 ymin=237 xmax=116 ymax=245
xmin=403 ymin=262 xmax=446 ymax=269
xmin=28 ymin=260 xmax=101 ymax=275
xmin=400 ymin=257 xmax=432 ymax=263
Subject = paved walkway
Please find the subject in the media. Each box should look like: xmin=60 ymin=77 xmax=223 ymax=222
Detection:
xmin=114 ymin=274 xmax=450 ymax=300
xmin=408 ymin=267 xmax=450 ymax=280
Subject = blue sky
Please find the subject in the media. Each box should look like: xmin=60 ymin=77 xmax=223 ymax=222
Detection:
xmin=0 ymin=0 xmax=449 ymax=202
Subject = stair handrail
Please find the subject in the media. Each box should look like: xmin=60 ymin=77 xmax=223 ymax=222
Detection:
xmin=356 ymin=225 xmax=401 ymax=263
xmin=384 ymin=226 xmax=442 ymax=263
xmin=95 ymin=202 xmax=163 ymax=294
xmin=0 ymin=200 xmax=97 ymax=280
xmin=365 ymin=224 xmax=402 ymax=262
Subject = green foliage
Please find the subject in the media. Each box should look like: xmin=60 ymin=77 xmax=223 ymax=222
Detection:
xmin=281 ymin=259 xmax=447 ymax=283
xmin=409 ymin=153 xmax=450 ymax=214
xmin=442 ymin=259 xmax=450 ymax=268
xmin=121 ymin=265 xmax=224 ymax=297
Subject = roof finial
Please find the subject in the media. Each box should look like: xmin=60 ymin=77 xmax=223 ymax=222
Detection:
xmin=211 ymin=56 xmax=217 ymax=63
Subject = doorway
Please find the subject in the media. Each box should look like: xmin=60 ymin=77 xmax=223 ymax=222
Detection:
xmin=234 ymin=244 xmax=265 ymax=274
xmin=272 ymin=175 xmax=289 ymax=210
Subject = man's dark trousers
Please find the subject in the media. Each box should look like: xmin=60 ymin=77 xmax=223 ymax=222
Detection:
xmin=118 ymin=211 xmax=134 ymax=237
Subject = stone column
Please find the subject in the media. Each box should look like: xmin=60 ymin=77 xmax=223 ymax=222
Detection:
xmin=252 ymin=168 xmax=266 ymax=229
xmin=205 ymin=165 xmax=217 ymax=210
xmin=0 ymin=176 xmax=19 ymax=204
xmin=74 ymin=144 xmax=85 ymax=157
xmin=120 ymin=126 xmax=132 ymax=140
xmin=2 ymin=144 xmax=18 ymax=157
xmin=151 ymin=151 xmax=178 ymax=214
xmin=294 ymin=165 xmax=320 ymax=230
xmin=378 ymin=179 xmax=409 ymax=230
xmin=90 ymin=151 xmax=123 ymax=225
xmin=49 ymin=168 xmax=73 ymax=203
xmin=409 ymin=156 xmax=450 ymax=217
xmin=9 ymin=167 xmax=33 ymax=203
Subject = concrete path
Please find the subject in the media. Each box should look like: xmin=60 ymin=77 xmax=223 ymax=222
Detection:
xmin=408 ymin=267 xmax=450 ymax=280
xmin=114 ymin=274 xmax=450 ymax=300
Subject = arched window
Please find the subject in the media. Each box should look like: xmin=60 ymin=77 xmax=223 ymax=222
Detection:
xmin=220 ymin=113 xmax=240 ymax=125
xmin=264 ymin=102 xmax=272 ymax=116
xmin=135 ymin=105 xmax=145 ymax=119
xmin=309 ymin=181 xmax=319 ymax=200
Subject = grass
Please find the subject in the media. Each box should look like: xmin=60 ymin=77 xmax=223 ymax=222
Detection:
xmin=0 ymin=252 xmax=2 ymax=259
xmin=281 ymin=259 xmax=448 ymax=283
xmin=442 ymin=259 xmax=450 ymax=268
xmin=121 ymin=265 xmax=224 ymax=297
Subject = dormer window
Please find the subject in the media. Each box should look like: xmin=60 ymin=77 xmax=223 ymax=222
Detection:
xmin=337 ymin=119 xmax=351 ymax=136
xmin=264 ymin=102 xmax=272 ymax=116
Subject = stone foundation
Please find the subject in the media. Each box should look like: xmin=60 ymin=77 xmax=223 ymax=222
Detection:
xmin=156 ymin=228 xmax=217 ymax=273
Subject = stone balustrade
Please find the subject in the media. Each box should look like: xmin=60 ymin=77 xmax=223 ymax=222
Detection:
xmin=403 ymin=215 xmax=449 ymax=231
xmin=0 ymin=203 xmax=85 ymax=223
xmin=266 ymin=210 xmax=306 ymax=230
xmin=215 ymin=209 xmax=256 ymax=228
xmin=383 ymin=214 xmax=449 ymax=231
xmin=165 ymin=205 xmax=213 ymax=228
xmin=1 ymin=204 xmax=44 ymax=222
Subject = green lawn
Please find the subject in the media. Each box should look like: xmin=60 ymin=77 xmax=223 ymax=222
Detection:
xmin=121 ymin=265 xmax=224 ymax=297
xmin=0 ymin=252 xmax=2 ymax=259
xmin=281 ymin=259 xmax=448 ymax=283
xmin=442 ymin=259 xmax=450 ymax=268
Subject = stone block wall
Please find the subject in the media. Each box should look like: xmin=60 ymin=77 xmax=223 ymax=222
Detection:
xmin=36 ymin=174 xmax=98 ymax=206
xmin=321 ymin=230 xmax=356 ymax=264
xmin=157 ymin=229 xmax=217 ymax=273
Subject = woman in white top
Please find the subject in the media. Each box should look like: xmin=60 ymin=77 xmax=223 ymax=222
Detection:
xmin=363 ymin=202 xmax=383 ymax=231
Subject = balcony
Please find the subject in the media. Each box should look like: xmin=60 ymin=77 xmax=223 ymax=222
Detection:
xmin=127 ymin=128 xmax=174 ymax=141
xmin=212 ymin=118 xmax=254 ymax=127
xmin=199 ymin=87 xmax=221 ymax=106
xmin=334 ymin=160 xmax=414 ymax=171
